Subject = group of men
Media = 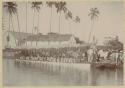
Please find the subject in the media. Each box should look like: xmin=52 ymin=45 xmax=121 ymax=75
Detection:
xmin=86 ymin=46 xmax=123 ymax=64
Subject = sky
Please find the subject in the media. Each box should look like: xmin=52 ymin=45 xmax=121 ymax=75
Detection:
xmin=2 ymin=1 xmax=124 ymax=45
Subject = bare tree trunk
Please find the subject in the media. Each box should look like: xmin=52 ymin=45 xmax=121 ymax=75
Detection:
xmin=88 ymin=19 xmax=94 ymax=44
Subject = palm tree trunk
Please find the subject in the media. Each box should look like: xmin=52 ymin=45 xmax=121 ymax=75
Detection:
xmin=31 ymin=9 xmax=35 ymax=47
xmin=37 ymin=12 xmax=39 ymax=34
xmin=88 ymin=19 xmax=94 ymax=44
xmin=10 ymin=15 xmax=14 ymax=32
xmin=32 ymin=9 xmax=35 ymax=34
xmin=8 ymin=13 xmax=11 ymax=47
xmin=9 ymin=14 xmax=10 ymax=31
xmin=16 ymin=13 xmax=20 ymax=32
xmin=58 ymin=12 xmax=61 ymax=45
xmin=10 ymin=15 xmax=17 ymax=48
xmin=48 ymin=7 xmax=53 ymax=45
xmin=36 ymin=11 xmax=40 ymax=47
xmin=25 ymin=2 xmax=27 ymax=47
xmin=49 ymin=7 xmax=52 ymax=33
xmin=59 ymin=12 xmax=61 ymax=34
xmin=26 ymin=2 xmax=27 ymax=33
xmin=16 ymin=13 xmax=21 ymax=49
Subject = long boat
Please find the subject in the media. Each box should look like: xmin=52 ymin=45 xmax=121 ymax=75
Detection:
xmin=91 ymin=61 xmax=123 ymax=69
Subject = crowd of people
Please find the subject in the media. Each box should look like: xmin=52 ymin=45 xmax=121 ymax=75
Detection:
xmin=15 ymin=46 xmax=123 ymax=64
xmin=87 ymin=47 xmax=123 ymax=65
xmin=15 ymin=47 xmax=88 ymax=63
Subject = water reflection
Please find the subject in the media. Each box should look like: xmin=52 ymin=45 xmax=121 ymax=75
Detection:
xmin=90 ymin=67 xmax=123 ymax=85
xmin=3 ymin=59 xmax=123 ymax=86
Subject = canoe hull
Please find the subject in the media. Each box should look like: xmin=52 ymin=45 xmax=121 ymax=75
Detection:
xmin=91 ymin=62 xmax=123 ymax=69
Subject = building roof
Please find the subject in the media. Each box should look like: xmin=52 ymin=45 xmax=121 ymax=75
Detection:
xmin=26 ymin=33 xmax=73 ymax=42
xmin=8 ymin=31 xmax=33 ymax=41
xmin=8 ymin=31 xmax=73 ymax=42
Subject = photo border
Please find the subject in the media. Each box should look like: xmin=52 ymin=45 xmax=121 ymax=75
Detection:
xmin=0 ymin=0 xmax=125 ymax=88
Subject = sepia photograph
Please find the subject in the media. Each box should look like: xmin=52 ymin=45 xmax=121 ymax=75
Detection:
xmin=2 ymin=0 xmax=124 ymax=86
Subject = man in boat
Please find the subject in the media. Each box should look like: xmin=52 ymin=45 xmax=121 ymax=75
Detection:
xmin=87 ymin=45 xmax=98 ymax=63
xmin=110 ymin=50 xmax=121 ymax=65
xmin=82 ymin=51 xmax=88 ymax=62
xmin=115 ymin=50 xmax=123 ymax=65
xmin=119 ymin=50 xmax=123 ymax=64
xmin=87 ymin=47 xmax=93 ymax=63
xmin=87 ymin=37 xmax=98 ymax=63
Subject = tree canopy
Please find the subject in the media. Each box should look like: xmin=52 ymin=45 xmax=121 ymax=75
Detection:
xmin=103 ymin=36 xmax=123 ymax=50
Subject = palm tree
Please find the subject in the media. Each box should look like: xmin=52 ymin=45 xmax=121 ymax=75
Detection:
xmin=55 ymin=1 xmax=67 ymax=34
xmin=72 ymin=16 xmax=80 ymax=36
xmin=65 ymin=10 xmax=73 ymax=34
xmin=46 ymin=1 xmax=56 ymax=45
xmin=46 ymin=1 xmax=55 ymax=33
xmin=4 ymin=2 xmax=17 ymax=32
xmin=4 ymin=2 xmax=18 ymax=47
xmin=88 ymin=7 xmax=99 ymax=44
xmin=31 ymin=2 xmax=42 ymax=34
xmin=31 ymin=2 xmax=42 ymax=48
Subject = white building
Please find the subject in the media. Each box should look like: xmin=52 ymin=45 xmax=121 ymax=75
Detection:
xmin=3 ymin=31 xmax=77 ymax=49
xmin=2 ymin=31 xmax=32 ymax=49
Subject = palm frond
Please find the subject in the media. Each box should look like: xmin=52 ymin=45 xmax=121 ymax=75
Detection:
xmin=74 ymin=16 xmax=80 ymax=23
xmin=31 ymin=1 xmax=42 ymax=12
xmin=88 ymin=7 xmax=99 ymax=20
xmin=54 ymin=1 xmax=67 ymax=14
xmin=68 ymin=11 xmax=72 ymax=19
xmin=46 ymin=1 xmax=54 ymax=8
xmin=63 ymin=7 xmax=67 ymax=13
xmin=4 ymin=2 xmax=17 ymax=15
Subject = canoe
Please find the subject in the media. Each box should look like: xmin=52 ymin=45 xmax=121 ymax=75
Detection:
xmin=91 ymin=62 xmax=123 ymax=69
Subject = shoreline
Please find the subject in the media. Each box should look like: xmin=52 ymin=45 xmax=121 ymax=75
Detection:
xmin=15 ymin=59 xmax=123 ymax=69
xmin=15 ymin=59 xmax=90 ymax=71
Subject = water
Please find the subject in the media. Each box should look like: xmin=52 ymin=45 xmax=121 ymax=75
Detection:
xmin=3 ymin=59 xmax=123 ymax=86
